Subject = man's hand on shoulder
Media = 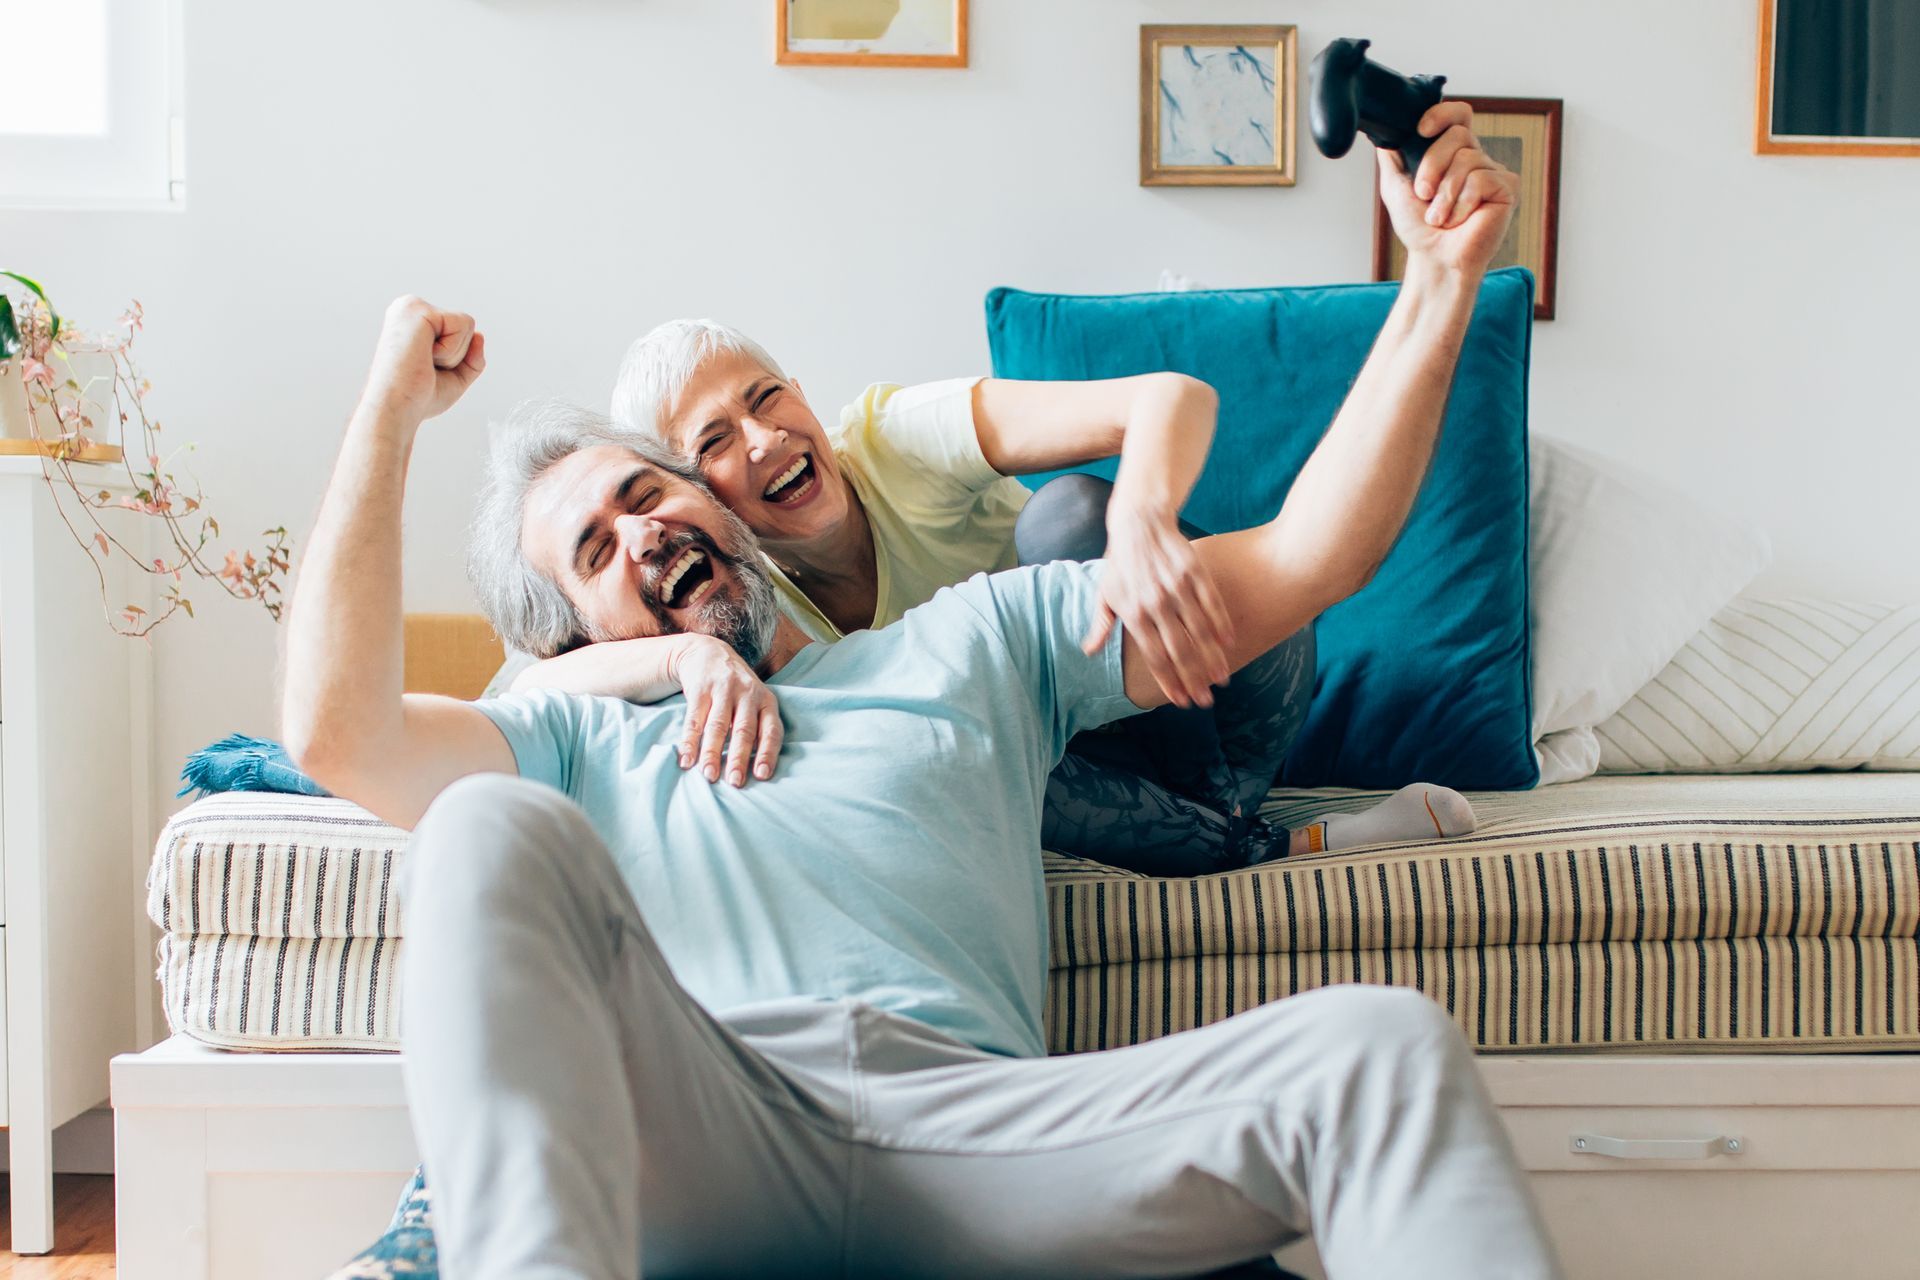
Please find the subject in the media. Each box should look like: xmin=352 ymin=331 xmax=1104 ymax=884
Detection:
xmin=1377 ymin=101 xmax=1519 ymax=279
xmin=357 ymin=296 xmax=487 ymax=435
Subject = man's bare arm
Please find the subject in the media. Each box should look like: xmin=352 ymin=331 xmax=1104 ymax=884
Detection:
xmin=282 ymin=297 xmax=515 ymax=829
xmin=1123 ymin=105 xmax=1519 ymax=710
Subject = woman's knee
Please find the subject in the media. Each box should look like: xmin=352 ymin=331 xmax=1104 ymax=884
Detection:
xmin=1276 ymin=620 xmax=1317 ymax=703
xmin=1015 ymin=473 xmax=1114 ymax=566
xmin=1215 ymin=619 xmax=1318 ymax=769
xmin=1288 ymin=619 xmax=1316 ymax=674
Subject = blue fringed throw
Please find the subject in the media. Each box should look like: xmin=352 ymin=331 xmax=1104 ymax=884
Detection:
xmin=176 ymin=733 xmax=330 ymax=800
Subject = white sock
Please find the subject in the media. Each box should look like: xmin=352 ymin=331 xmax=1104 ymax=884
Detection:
xmin=1291 ymin=783 xmax=1478 ymax=855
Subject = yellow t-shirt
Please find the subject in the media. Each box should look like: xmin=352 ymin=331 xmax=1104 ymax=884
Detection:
xmin=769 ymin=378 xmax=1033 ymax=644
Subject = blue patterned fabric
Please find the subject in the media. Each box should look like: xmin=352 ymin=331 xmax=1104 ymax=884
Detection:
xmin=176 ymin=732 xmax=330 ymax=799
xmin=984 ymin=269 xmax=1538 ymax=790
xmin=326 ymin=1166 xmax=436 ymax=1279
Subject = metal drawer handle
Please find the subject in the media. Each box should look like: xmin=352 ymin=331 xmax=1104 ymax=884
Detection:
xmin=1570 ymin=1133 xmax=1743 ymax=1160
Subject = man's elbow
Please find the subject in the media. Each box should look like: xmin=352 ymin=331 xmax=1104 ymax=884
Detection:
xmin=280 ymin=705 xmax=319 ymax=778
xmin=282 ymin=718 xmax=365 ymax=799
xmin=282 ymin=730 xmax=339 ymax=794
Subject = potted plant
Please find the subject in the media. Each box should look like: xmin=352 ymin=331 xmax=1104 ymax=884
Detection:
xmin=0 ymin=272 xmax=291 ymax=635
xmin=0 ymin=271 xmax=53 ymax=445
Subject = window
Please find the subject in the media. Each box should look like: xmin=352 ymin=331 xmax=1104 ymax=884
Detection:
xmin=0 ymin=0 xmax=182 ymax=207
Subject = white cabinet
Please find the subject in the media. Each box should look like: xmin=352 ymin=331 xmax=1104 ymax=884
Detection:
xmin=113 ymin=1039 xmax=1920 ymax=1280
xmin=0 ymin=457 xmax=149 ymax=1254
xmin=114 ymin=1038 xmax=418 ymax=1279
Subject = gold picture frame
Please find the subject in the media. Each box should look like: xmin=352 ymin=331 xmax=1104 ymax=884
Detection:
xmin=777 ymin=0 xmax=968 ymax=69
xmin=1373 ymin=96 xmax=1563 ymax=321
xmin=1140 ymin=25 xmax=1297 ymax=187
xmin=1755 ymin=0 xmax=1920 ymax=156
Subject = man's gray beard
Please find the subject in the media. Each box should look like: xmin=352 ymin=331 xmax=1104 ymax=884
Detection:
xmin=640 ymin=504 xmax=778 ymax=670
xmin=689 ymin=536 xmax=779 ymax=670
xmin=581 ymin=505 xmax=780 ymax=668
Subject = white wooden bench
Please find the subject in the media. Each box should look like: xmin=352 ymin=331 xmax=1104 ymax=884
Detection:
xmin=113 ymin=1034 xmax=1920 ymax=1279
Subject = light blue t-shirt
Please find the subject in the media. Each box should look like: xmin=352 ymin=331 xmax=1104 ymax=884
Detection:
xmin=473 ymin=560 xmax=1138 ymax=1059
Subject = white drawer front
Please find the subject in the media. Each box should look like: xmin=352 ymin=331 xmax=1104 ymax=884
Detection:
xmin=1508 ymin=1103 xmax=1920 ymax=1173
xmin=1533 ymin=1168 xmax=1920 ymax=1279
xmin=1276 ymin=1078 xmax=1920 ymax=1280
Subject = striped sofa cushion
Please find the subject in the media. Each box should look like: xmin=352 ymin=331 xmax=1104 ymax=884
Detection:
xmin=152 ymin=776 xmax=1920 ymax=1055
xmin=1596 ymin=598 xmax=1920 ymax=774
xmin=1050 ymin=776 xmax=1920 ymax=1052
xmin=150 ymin=794 xmax=408 ymax=1050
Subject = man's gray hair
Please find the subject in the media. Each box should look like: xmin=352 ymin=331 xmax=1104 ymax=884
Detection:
xmin=468 ymin=399 xmax=701 ymax=659
xmin=609 ymin=318 xmax=788 ymax=442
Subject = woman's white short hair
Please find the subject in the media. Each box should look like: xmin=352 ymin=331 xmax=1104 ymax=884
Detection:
xmin=468 ymin=399 xmax=701 ymax=659
xmin=609 ymin=318 xmax=788 ymax=444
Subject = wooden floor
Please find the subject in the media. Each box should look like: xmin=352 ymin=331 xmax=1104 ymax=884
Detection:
xmin=0 ymin=1177 xmax=115 ymax=1277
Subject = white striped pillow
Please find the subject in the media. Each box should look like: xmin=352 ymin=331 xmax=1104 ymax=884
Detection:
xmin=1596 ymin=598 xmax=1920 ymax=774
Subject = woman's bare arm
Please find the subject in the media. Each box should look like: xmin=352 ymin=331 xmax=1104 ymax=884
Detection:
xmin=1124 ymin=105 xmax=1519 ymax=710
xmin=512 ymin=633 xmax=786 ymax=787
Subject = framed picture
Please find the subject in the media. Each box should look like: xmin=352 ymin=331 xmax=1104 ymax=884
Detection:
xmin=1755 ymin=0 xmax=1920 ymax=156
xmin=1373 ymin=96 xmax=1563 ymax=320
xmin=776 ymin=0 xmax=968 ymax=68
xmin=1139 ymin=25 xmax=1297 ymax=187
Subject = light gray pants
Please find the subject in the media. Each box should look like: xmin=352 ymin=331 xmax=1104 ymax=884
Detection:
xmin=401 ymin=775 xmax=1561 ymax=1280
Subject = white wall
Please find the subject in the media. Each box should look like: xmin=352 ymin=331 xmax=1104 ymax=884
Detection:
xmin=3 ymin=0 xmax=1915 ymax=823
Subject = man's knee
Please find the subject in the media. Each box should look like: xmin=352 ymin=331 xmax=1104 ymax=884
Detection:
xmin=400 ymin=777 xmax=660 ymax=1040
xmin=404 ymin=773 xmax=606 ymax=920
xmin=415 ymin=771 xmax=557 ymax=832
xmin=1015 ymin=473 xmax=1113 ymax=566
xmin=1275 ymin=984 xmax=1471 ymax=1074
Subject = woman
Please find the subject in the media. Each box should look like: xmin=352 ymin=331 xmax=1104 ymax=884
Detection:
xmin=509 ymin=331 xmax=1473 ymax=875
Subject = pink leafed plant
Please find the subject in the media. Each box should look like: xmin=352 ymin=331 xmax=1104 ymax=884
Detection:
xmin=0 ymin=272 xmax=291 ymax=637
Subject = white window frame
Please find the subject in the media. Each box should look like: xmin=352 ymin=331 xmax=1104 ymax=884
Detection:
xmin=0 ymin=0 xmax=185 ymax=210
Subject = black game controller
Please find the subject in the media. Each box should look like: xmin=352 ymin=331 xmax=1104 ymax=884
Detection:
xmin=1309 ymin=38 xmax=1447 ymax=175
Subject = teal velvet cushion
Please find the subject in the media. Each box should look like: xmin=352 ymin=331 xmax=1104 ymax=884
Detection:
xmin=984 ymin=268 xmax=1537 ymax=790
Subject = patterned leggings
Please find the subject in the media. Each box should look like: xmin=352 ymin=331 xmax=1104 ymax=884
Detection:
xmin=1017 ymin=475 xmax=1316 ymax=877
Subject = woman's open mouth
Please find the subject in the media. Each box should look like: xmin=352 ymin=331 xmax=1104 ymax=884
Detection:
xmin=761 ymin=454 xmax=819 ymax=507
xmin=656 ymin=545 xmax=717 ymax=611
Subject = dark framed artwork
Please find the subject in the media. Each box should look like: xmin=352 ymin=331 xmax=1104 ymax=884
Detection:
xmin=1373 ymin=96 xmax=1563 ymax=321
xmin=1756 ymin=0 xmax=1920 ymax=155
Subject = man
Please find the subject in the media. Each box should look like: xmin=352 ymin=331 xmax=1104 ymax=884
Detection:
xmin=284 ymin=124 xmax=1560 ymax=1277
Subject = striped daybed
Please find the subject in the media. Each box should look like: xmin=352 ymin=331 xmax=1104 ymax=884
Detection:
xmin=149 ymin=772 xmax=1920 ymax=1057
